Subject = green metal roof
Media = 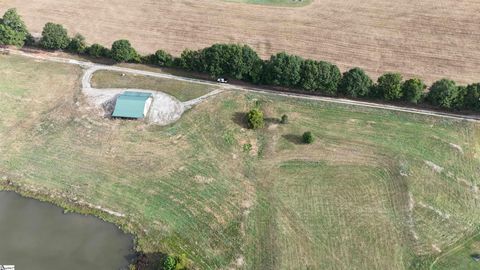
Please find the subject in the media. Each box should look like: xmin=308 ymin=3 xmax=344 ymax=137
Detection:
xmin=112 ymin=91 xmax=152 ymax=119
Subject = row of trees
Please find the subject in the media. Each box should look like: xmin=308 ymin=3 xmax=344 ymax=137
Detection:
xmin=1 ymin=8 xmax=479 ymax=112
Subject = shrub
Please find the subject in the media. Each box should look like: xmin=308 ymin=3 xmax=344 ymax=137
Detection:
xmin=427 ymin=79 xmax=461 ymax=109
xmin=40 ymin=22 xmax=70 ymax=50
xmin=402 ymin=78 xmax=426 ymax=104
xmin=264 ymin=52 xmax=303 ymax=87
xmin=375 ymin=72 xmax=403 ymax=101
xmin=339 ymin=67 xmax=373 ymax=98
xmin=2 ymin=8 xmax=28 ymax=35
xmin=86 ymin=43 xmax=109 ymax=58
xmin=110 ymin=39 xmax=139 ymax=62
xmin=243 ymin=143 xmax=252 ymax=152
xmin=162 ymin=255 xmax=176 ymax=270
xmin=299 ymin=60 xmax=341 ymax=95
xmin=463 ymin=83 xmax=480 ymax=111
xmin=246 ymin=108 xmax=264 ymax=129
xmin=201 ymin=44 xmax=263 ymax=82
xmin=0 ymin=8 xmax=28 ymax=46
xmin=0 ymin=24 xmax=24 ymax=46
xmin=178 ymin=49 xmax=205 ymax=71
xmin=67 ymin=33 xmax=86 ymax=53
xmin=280 ymin=114 xmax=288 ymax=124
xmin=302 ymin=131 xmax=314 ymax=144
xmin=150 ymin=49 xmax=174 ymax=67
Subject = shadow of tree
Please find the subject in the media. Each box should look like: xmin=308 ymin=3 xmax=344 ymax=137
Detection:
xmin=264 ymin=117 xmax=280 ymax=125
xmin=232 ymin=112 xmax=249 ymax=128
xmin=282 ymin=134 xmax=303 ymax=145
xmin=132 ymin=252 xmax=168 ymax=270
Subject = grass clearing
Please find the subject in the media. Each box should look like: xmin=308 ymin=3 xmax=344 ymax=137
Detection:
xmin=90 ymin=70 xmax=214 ymax=102
xmin=1 ymin=54 xmax=480 ymax=269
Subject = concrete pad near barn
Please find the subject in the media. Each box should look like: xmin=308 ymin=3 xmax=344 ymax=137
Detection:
xmin=112 ymin=91 xmax=153 ymax=119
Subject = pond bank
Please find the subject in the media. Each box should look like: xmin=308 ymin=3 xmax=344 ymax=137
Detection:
xmin=0 ymin=181 xmax=139 ymax=269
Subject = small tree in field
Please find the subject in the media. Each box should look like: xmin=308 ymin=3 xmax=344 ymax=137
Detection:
xmin=302 ymin=131 xmax=314 ymax=144
xmin=40 ymin=22 xmax=70 ymax=50
xmin=162 ymin=255 xmax=176 ymax=270
xmin=246 ymin=108 xmax=264 ymax=129
xmin=280 ymin=114 xmax=288 ymax=124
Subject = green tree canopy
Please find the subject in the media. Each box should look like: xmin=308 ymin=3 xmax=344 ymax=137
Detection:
xmin=427 ymin=79 xmax=460 ymax=109
xmin=40 ymin=22 xmax=70 ymax=50
xmin=463 ymin=83 xmax=480 ymax=111
xmin=178 ymin=49 xmax=206 ymax=71
xmin=264 ymin=52 xmax=303 ymax=87
xmin=402 ymin=78 xmax=426 ymax=104
xmin=67 ymin=33 xmax=86 ymax=53
xmin=2 ymin=8 xmax=28 ymax=35
xmin=376 ymin=73 xmax=403 ymax=101
xmin=200 ymin=44 xmax=263 ymax=83
xmin=339 ymin=67 xmax=373 ymax=98
xmin=246 ymin=108 xmax=264 ymax=129
xmin=0 ymin=24 xmax=24 ymax=46
xmin=86 ymin=43 xmax=109 ymax=58
xmin=0 ymin=8 xmax=29 ymax=46
xmin=299 ymin=60 xmax=341 ymax=95
xmin=162 ymin=255 xmax=177 ymax=270
xmin=110 ymin=39 xmax=139 ymax=62
xmin=151 ymin=49 xmax=174 ymax=67
xmin=302 ymin=131 xmax=314 ymax=144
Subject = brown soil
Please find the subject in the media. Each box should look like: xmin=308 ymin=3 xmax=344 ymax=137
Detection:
xmin=2 ymin=0 xmax=479 ymax=84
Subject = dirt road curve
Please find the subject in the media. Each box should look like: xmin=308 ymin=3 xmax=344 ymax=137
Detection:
xmin=3 ymin=48 xmax=480 ymax=123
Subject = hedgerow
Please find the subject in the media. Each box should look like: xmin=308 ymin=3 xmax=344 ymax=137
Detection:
xmin=2 ymin=8 xmax=479 ymax=112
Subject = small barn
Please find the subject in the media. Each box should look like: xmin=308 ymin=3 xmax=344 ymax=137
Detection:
xmin=112 ymin=91 xmax=153 ymax=119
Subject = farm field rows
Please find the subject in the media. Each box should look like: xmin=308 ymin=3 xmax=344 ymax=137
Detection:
xmin=223 ymin=0 xmax=312 ymax=7
xmin=1 ymin=55 xmax=480 ymax=269
xmin=1 ymin=0 xmax=479 ymax=85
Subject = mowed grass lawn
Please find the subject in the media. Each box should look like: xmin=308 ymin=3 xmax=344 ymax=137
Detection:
xmin=1 ymin=55 xmax=480 ymax=269
xmin=91 ymin=70 xmax=215 ymax=102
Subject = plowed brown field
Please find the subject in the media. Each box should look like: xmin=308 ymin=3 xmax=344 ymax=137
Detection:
xmin=1 ymin=0 xmax=479 ymax=83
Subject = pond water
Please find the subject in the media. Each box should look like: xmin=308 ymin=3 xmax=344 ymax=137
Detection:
xmin=0 ymin=191 xmax=135 ymax=270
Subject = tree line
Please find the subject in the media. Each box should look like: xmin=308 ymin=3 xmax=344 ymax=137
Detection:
xmin=1 ymin=8 xmax=479 ymax=112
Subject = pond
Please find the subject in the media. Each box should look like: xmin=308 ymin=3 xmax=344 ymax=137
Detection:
xmin=0 ymin=191 xmax=135 ymax=269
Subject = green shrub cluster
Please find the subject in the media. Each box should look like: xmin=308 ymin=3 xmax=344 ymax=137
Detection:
xmin=2 ymin=8 xmax=480 ymax=112
xmin=0 ymin=8 xmax=30 ymax=46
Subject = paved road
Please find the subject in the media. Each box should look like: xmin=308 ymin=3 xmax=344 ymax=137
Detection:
xmin=4 ymin=48 xmax=480 ymax=123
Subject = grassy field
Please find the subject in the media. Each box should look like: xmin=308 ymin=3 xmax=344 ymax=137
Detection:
xmin=432 ymin=233 xmax=480 ymax=270
xmin=224 ymin=0 xmax=312 ymax=7
xmin=1 ymin=0 xmax=480 ymax=84
xmin=1 ymin=54 xmax=480 ymax=269
xmin=90 ymin=70 xmax=215 ymax=102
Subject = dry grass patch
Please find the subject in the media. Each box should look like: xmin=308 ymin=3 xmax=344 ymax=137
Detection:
xmin=1 ymin=0 xmax=480 ymax=83
xmin=90 ymin=70 xmax=214 ymax=102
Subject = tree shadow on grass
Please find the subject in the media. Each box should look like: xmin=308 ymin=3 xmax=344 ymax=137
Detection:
xmin=133 ymin=252 xmax=168 ymax=270
xmin=232 ymin=112 xmax=249 ymax=128
xmin=282 ymin=134 xmax=304 ymax=145
xmin=265 ymin=117 xmax=280 ymax=125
